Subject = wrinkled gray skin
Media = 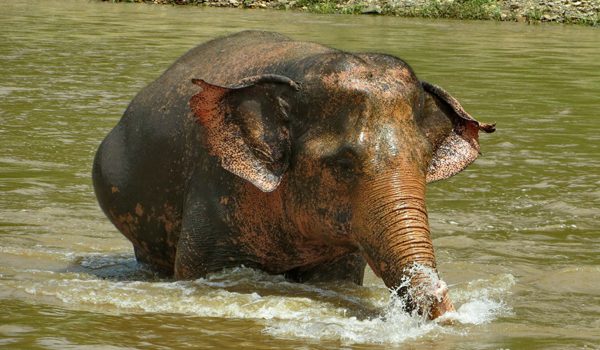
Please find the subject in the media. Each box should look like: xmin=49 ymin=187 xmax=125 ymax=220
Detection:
xmin=93 ymin=31 xmax=494 ymax=319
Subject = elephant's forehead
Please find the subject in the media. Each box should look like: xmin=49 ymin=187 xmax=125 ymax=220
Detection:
xmin=301 ymin=101 xmax=419 ymax=157
xmin=320 ymin=63 xmax=416 ymax=99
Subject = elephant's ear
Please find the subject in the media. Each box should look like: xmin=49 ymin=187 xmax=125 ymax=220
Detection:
xmin=421 ymin=81 xmax=495 ymax=183
xmin=189 ymin=75 xmax=300 ymax=192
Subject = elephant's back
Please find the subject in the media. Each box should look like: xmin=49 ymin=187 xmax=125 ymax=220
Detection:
xmin=111 ymin=30 xmax=335 ymax=186
xmin=95 ymin=31 xmax=334 ymax=203
xmin=94 ymin=31 xmax=334 ymax=223
xmin=122 ymin=31 xmax=334 ymax=147
xmin=144 ymin=30 xmax=334 ymax=110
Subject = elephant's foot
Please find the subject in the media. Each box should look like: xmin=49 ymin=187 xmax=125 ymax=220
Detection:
xmin=133 ymin=246 xmax=175 ymax=277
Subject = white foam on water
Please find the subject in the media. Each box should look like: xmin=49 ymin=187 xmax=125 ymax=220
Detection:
xmin=263 ymin=295 xmax=438 ymax=344
xmin=264 ymin=271 xmax=516 ymax=345
xmin=436 ymin=274 xmax=515 ymax=326
xmin=9 ymin=260 xmax=515 ymax=345
xmin=444 ymin=298 xmax=505 ymax=325
xmin=263 ymin=292 xmax=511 ymax=345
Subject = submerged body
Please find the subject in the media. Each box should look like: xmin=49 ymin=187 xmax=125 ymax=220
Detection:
xmin=93 ymin=31 xmax=493 ymax=319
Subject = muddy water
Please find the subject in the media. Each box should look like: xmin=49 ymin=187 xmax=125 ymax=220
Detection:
xmin=1 ymin=0 xmax=599 ymax=348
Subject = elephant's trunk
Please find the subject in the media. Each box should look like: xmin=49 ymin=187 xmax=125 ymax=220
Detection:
xmin=354 ymin=168 xmax=455 ymax=319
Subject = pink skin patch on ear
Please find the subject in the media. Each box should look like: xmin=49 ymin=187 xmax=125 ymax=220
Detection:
xmin=189 ymin=79 xmax=282 ymax=192
xmin=426 ymin=126 xmax=480 ymax=183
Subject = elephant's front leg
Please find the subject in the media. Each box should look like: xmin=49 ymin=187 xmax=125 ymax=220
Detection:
xmin=284 ymin=252 xmax=367 ymax=285
xmin=173 ymin=198 xmax=248 ymax=279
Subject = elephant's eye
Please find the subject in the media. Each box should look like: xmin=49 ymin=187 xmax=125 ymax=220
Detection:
xmin=324 ymin=147 xmax=361 ymax=178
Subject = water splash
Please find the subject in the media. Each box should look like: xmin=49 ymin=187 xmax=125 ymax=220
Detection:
xmin=440 ymin=274 xmax=515 ymax=326
xmin=264 ymin=271 xmax=514 ymax=344
xmin=264 ymin=291 xmax=439 ymax=344
xmin=5 ymin=258 xmax=514 ymax=345
xmin=390 ymin=262 xmax=451 ymax=319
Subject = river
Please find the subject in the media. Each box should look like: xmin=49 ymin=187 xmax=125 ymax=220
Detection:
xmin=1 ymin=0 xmax=599 ymax=348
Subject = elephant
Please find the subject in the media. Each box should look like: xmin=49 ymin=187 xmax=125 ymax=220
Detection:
xmin=92 ymin=30 xmax=494 ymax=320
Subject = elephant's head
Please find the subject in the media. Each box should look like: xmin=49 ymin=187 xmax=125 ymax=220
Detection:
xmin=189 ymin=53 xmax=494 ymax=319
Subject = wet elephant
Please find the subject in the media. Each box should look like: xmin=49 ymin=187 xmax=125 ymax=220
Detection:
xmin=92 ymin=31 xmax=494 ymax=319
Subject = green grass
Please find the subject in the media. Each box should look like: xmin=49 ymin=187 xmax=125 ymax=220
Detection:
xmin=102 ymin=0 xmax=600 ymax=26
xmin=287 ymin=0 xmax=366 ymax=14
xmin=391 ymin=0 xmax=503 ymax=20
xmin=278 ymin=0 xmax=503 ymax=18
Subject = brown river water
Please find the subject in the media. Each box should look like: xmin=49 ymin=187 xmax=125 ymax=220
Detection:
xmin=1 ymin=0 xmax=599 ymax=348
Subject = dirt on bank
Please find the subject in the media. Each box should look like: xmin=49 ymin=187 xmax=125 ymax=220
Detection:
xmin=107 ymin=0 xmax=599 ymax=26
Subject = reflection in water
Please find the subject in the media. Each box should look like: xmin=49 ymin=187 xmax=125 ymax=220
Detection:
xmin=1 ymin=0 xmax=599 ymax=348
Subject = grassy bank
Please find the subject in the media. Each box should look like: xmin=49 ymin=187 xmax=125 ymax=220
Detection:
xmin=104 ymin=0 xmax=600 ymax=26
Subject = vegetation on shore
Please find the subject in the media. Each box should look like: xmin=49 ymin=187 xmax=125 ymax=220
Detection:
xmin=104 ymin=0 xmax=600 ymax=26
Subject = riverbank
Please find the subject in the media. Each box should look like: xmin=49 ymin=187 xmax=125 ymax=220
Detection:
xmin=106 ymin=0 xmax=599 ymax=25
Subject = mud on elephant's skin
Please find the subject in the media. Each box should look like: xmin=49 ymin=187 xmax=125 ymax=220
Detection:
xmin=92 ymin=30 xmax=495 ymax=319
